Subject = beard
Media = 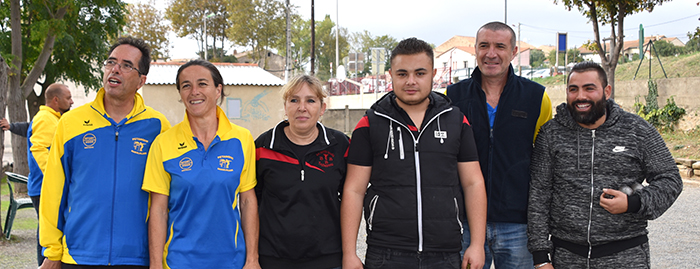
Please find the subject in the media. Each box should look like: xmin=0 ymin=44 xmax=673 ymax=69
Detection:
xmin=567 ymin=97 xmax=607 ymax=125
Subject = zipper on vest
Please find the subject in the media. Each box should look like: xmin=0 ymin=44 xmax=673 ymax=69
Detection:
xmin=368 ymin=195 xmax=379 ymax=231
xmin=398 ymin=127 xmax=404 ymax=159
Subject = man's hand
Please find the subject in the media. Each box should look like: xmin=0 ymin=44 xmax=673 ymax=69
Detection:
xmin=462 ymin=245 xmax=485 ymax=269
xmin=600 ymin=188 xmax=628 ymax=214
xmin=0 ymin=118 xmax=9 ymax=131
xmin=39 ymin=258 xmax=61 ymax=269
xmin=342 ymin=254 xmax=364 ymax=269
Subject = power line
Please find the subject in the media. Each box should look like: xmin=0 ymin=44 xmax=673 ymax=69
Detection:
xmin=628 ymin=13 xmax=700 ymax=30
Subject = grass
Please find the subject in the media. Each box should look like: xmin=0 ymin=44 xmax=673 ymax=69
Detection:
xmin=533 ymin=51 xmax=700 ymax=87
xmin=661 ymin=127 xmax=700 ymax=160
xmin=532 ymin=51 xmax=700 ymax=161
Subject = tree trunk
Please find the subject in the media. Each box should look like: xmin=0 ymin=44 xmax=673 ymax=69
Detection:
xmin=0 ymin=55 xmax=7 ymax=238
xmin=9 ymin=0 xmax=29 ymax=187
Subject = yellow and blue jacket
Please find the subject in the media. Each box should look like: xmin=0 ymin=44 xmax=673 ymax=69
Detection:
xmin=39 ymin=89 xmax=170 ymax=266
xmin=142 ymin=106 xmax=256 ymax=269
xmin=27 ymin=105 xmax=61 ymax=196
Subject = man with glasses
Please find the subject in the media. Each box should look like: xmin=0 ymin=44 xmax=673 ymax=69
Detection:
xmin=39 ymin=37 xmax=171 ymax=269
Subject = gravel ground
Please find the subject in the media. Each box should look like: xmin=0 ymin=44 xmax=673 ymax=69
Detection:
xmin=648 ymin=180 xmax=700 ymax=268
xmin=2 ymin=180 xmax=698 ymax=269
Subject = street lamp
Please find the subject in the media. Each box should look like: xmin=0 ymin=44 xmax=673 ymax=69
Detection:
xmin=203 ymin=13 xmax=215 ymax=60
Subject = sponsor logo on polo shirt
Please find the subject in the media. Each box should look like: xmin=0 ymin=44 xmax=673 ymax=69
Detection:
xmin=317 ymin=150 xmax=334 ymax=168
xmin=179 ymin=157 xmax=193 ymax=172
xmin=178 ymin=142 xmax=187 ymax=150
xmin=217 ymin=155 xmax=234 ymax=172
xmin=83 ymin=133 xmax=97 ymax=149
xmin=131 ymin=138 xmax=149 ymax=155
xmin=83 ymin=120 xmax=92 ymax=126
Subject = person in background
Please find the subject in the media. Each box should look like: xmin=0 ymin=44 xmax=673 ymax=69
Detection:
xmin=143 ymin=60 xmax=260 ymax=269
xmin=528 ymin=61 xmax=683 ymax=269
xmin=0 ymin=118 xmax=29 ymax=137
xmin=446 ymin=21 xmax=552 ymax=269
xmin=341 ymin=37 xmax=487 ymax=269
xmin=39 ymin=36 xmax=170 ymax=269
xmin=27 ymin=83 xmax=73 ymax=266
xmin=255 ymin=75 xmax=348 ymax=269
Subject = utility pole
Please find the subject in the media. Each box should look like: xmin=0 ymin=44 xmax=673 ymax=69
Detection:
xmin=517 ymin=22 xmax=521 ymax=75
xmin=310 ymin=0 xmax=315 ymax=75
xmin=335 ymin=0 xmax=339 ymax=79
xmin=285 ymin=0 xmax=291 ymax=81
xmin=203 ymin=13 xmax=215 ymax=60
xmin=504 ymin=0 xmax=507 ymax=24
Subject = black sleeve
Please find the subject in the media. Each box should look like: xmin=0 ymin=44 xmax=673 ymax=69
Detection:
xmin=10 ymin=122 xmax=30 ymax=137
xmin=457 ymin=114 xmax=479 ymax=162
xmin=347 ymin=116 xmax=373 ymax=167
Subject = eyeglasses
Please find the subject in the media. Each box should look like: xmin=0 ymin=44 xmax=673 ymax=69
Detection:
xmin=103 ymin=59 xmax=142 ymax=75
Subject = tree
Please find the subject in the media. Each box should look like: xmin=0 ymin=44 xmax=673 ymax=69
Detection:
xmin=167 ymin=0 xmax=228 ymax=59
xmin=529 ymin=49 xmax=546 ymax=68
xmin=556 ymin=0 xmax=672 ymax=98
xmin=7 ymin=0 xmax=67 ymax=177
xmin=652 ymin=40 xmax=678 ymax=57
xmin=684 ymin=28 xmax=700 ymax=53
xmin=271 ymin=13 xmax=310 ymax=76
xmin=349 ymin=30 xmax=397 ymax=75
xmin=2 ymin=0 xmax=125 ymax=177
xmin=546 ymin=48 xmax=584 ymax=67
xmin=227 ymin=0 xmax=286 ymax=69
xmin=125 ymin=1 xmax=171 ymax=60
xmin=312 ymin=15 xmax=349 ymax=81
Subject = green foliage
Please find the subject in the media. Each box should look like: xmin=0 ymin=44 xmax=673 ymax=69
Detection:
xmin=125 ymin=1 xmax=171 ymax=60
xmin=653 ymin=40 xmax=678 ymax=57
xmin=685 ymin=29 xmax=700 ymax=54
xmin=529 ymin=49 xmax=546 ymax=68
xmin=349 ymin=30 xmax=397 ymax=75
xmin=635 ymin=80 xmax=685 ymax=131
xmin=546 ymin=48 xmax=584 ymax=66
xmin=269 ymin=13 xmax=309 ymax=74
xmin=167 ymin=0 xmax=229 ymax=58
xmin=227 ymin=0 xmax=286 ymax=69
xmin=0 ymin=0 xmax=126 ymax=94
xmin=312 ymin=15 xmax=350 ymax=81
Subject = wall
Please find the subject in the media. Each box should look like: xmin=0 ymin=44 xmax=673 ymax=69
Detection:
xmin=545 ymin=77 xmax=700 ymax=112
xmin=141 ymin=84 xmax=284 ymax=138
xmin=323 ymin=77 xmax=700 ymax=134
xmin=321 ymin=106 xmax=368 ymax=135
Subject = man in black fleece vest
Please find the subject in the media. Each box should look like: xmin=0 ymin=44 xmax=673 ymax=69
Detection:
xmin=528 ymin=62 xmax=682 ymax=269
xmin=341 ymin=37 xmax=487 ymax=269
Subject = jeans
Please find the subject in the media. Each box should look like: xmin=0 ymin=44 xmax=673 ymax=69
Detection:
xmin=365 ymin=246 xmax=461 ymax=269
xmin=461 ymin=222 xmax=532 ymax=269
xmin=31 ymin=195 xmax=43 ymax=266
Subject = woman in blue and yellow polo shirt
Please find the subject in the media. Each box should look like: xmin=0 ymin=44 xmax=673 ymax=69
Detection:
xmin=142 ymin=60 xmax=260 ymax=269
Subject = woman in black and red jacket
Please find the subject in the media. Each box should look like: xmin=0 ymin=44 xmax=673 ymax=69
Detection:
xmin=255 ymin=75 xmax=349 ymax=269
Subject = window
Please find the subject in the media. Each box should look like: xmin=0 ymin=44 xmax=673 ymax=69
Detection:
xmin=464 ymin=61 xmax=468 ymax=68
xmin=227 ymin=98 xmax=242 ymax=119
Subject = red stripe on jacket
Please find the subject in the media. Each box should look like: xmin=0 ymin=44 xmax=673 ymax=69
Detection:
xmin=256 ymin=147 xmax=299 ymax=165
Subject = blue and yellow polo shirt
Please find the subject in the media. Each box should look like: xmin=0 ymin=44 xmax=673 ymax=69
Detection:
xmin=142 ymin=106 xmax=256 ymax=269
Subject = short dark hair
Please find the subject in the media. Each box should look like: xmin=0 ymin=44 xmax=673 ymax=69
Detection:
xmin=390 ymin=37 xmax=434 ymax=67
xmin=108 ymin=36 xmax=152 ymax=75
xmin=477 ymin=21 xmax=516 ymax=49
xmin=176 ymin=60 xmax=227 ymax=104
xmin=568 ymin=61 xmax=608 ymax=88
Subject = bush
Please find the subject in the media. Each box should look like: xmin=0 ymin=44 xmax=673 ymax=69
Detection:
xmin=635 ymin=79 xmax=685 ymax=131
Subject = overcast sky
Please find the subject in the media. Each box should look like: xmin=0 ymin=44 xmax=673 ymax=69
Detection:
xmin=138 ymin=0 xmax=700 ymax=59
